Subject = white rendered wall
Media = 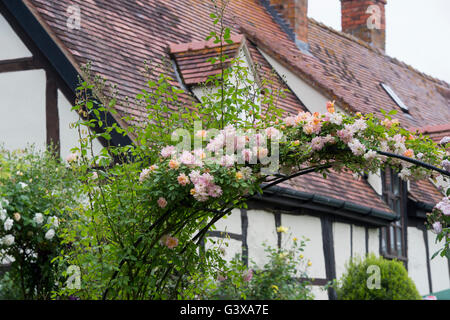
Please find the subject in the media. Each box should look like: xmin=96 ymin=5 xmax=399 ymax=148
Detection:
xmin=407 ymin=227 xmax=430 ymax=295
xmin=204 ymin=236 xmax=242 ymax=263
xmin=212 ymin=208 xmax=242 ymax=235
xmin=427 ymin=230 xmax=450 ymax=293
xmin=282 ymin=214 xmax=326 ymax=279
xmin=259 ymin=49 xmax=345 ymax=115
xmin=0 ymin=13 xmax=32 ymax=60
xmin=367 ymin=169 xmax=383 ymax=196
xmin=353 ymin=225 xmax=366 ymax=258
xmin=333 ymin=222 xmax=351 ymax=279
xmin=367 ymin=228 xmax=380 ymax=255
xmin=246 ymin=209 xmax=278 ymax=267
xmin=0 ymin=70 xmax=46 ymax=151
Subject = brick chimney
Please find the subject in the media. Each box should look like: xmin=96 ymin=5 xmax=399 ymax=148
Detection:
xmin=341 ymin=0 xmax=386 ymax=51
xmin=270 ymin=0 xmax=308 ymax=51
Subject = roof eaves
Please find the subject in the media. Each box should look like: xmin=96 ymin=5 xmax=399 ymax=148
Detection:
xmin=259 ymin=185 xmax=397 ymax=225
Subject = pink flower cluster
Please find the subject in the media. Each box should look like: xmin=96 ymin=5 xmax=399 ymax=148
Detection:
xmin=348 ymin=139 xmax=366 ymax=156
xmin=189 ymin=170 xmax=222 ymax=202
xmin=310 ymin=135 xmax=335 ymax=151
xmin=160 ymin=234 xmax=179 ymax=249
xmin=206 ymin=125 xmax=246 ymax=154
xmin=435 ymin=197 xmax=450 ymax=216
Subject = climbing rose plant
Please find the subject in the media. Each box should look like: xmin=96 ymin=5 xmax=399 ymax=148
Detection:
xmin=426 ymin=137 xmax=450 ymax=259
xmin=53 ymin=5 xmax=449 ymax=299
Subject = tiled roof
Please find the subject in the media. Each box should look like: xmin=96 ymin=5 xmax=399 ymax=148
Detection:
xmin=409 ymin=179 xmax=444 ymax=206
xmin=25 ymin=0 xmax=448 ymax=211
xmin=414 ymin=123 xmax=450 ymax=145
xmin=280 ymin=170 xmax=393 ymax=214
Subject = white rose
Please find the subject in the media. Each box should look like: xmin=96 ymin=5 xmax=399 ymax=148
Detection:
xmin=13 ymin=213 xmax=21 ymax=222
xmin=33 ymin=213 xmax=44 ymax=225
xmin=18 ymin=182 xmax=28 ymax=189
xmin=4 ymin=218 xmax=13 ymax=231
xmin=45 ymin=229 xmax=55 ymax=240
xmin=48 ymin=216 xmax=59 ymax=229
xmin=0 ymin=209 xmax=7 ymax=221
xmin=2 ymin=235 xmax=14 ymax=246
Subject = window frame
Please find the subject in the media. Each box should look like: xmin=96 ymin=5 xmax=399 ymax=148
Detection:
xmin=380 ymin=167 xmax=408 ymax=262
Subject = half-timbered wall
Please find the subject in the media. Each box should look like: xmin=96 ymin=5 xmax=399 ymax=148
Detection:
xmin=209 ymin=207 xmax=449 ymax=299
xmin=0 ymin=11 xmax=103 ymax=159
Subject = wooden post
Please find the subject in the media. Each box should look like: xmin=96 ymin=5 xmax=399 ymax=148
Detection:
xmin=45 ymin=70 xmax=60 ymax=157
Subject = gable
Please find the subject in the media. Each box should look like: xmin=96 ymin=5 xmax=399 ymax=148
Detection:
xmin=0 ymin=12 xmax=31 ymax=60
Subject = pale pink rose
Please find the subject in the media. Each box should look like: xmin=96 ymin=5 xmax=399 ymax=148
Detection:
xmin=139 ymin=168 xmax=151 ymax=183
xmin=435 ymin=197 xmax=450 ymax=216
xmin=243 ymin=269 xmax=253 ymax=282
xmin=179 ymin=150 xmax=196 ymax=166
xmin=208 ymin=185 xmax=222 ymax=198
xmin=177 ymin=173 xmax=190 ymax=186
xmin=253 ymin=147 xmax=268 ymax=160
xmin=432 ymin=221 xmax=442 ymax=234
xmin=241 ymin=149 xmax=253 ymax=162
xmin=157 ymin=197 xmax=167 ymax=209
xmin=168 ymin=159 xmax=180 ymax=170
xmin=196 ymin=130 xmax=208 ymax=139
xmin=66 ymin=153 xmax=79 ymax=163
xmin=439 ymin=136 xmax=450 ymax=145
xmin=348 ymin=139 xmax=366 ymax=156
xmin=284 ymin=116 xmax=296 ymax=127
xmin=161 ymin=146 xmax=176 ymax=158
xmin=165 ymin=236 xmax=179 ymax=249
xmin=217 ymin=274 xmax=227 ymax=282
xmin=220 ymin=155 xmax=235 ymax=167
xmin=265 ymin=127 xmax=282 ymax=140
xmin=311 ymin=137 xmax=325 ymax=151
xmin=442 ymin=160 xmax=450 ymax=172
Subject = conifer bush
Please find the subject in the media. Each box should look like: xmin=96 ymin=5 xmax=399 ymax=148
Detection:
xmin=335 ymin=254 xmax=422 ymax=300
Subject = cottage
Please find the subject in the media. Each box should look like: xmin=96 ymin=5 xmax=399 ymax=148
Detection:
xmin=0 ymin=0 xmax=449 ymax=299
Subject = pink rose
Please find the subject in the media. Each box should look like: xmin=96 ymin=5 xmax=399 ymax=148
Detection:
xmin=243 ymin=269 xmax=253 ymax=282
xmin=157 ymin=197 xmax=167 ymax=208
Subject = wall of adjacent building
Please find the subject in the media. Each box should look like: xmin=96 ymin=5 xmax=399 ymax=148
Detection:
xmin=0 ymin=12 xmax=103 ymax=159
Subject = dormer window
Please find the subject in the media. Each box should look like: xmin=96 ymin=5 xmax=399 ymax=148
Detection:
xmin=380 ymin=83 xmax=409 ymax=112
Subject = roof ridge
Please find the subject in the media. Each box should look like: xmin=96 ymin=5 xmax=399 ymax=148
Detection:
xmin=412 ymin=123 xmax=450 ymax=134
xmin=168 ymin=34 xmax=244 ymax=54
xmin=308 ymin=18 xmax=450 ymax=88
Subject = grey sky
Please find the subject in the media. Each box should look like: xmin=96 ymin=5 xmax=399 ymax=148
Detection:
xmin=308 ymin=0 xmax=450 ymax=84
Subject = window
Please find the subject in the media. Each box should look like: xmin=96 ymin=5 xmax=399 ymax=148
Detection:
xmin=380 ymin=83 xmax=409 ymax=112
xmin=380 ymin=167 xmax=407 ymax=260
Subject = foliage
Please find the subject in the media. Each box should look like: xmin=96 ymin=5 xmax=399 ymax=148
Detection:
xmin=0 ymin=147 xmax=79 ymax=299
xmin=335 ymin=254 xmax=422 ymax=300
xmin=0 ymin=0 xmax=441 ymax=300
xmin=51 ymin=1 xmax=449 ymax=299
xmin=199 ymin=236 xmax=315 ymax=300
xmin=425 ymin=138 xmax=450 ymax=259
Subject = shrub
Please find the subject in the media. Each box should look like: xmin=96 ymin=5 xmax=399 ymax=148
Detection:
xmin=0 ymin=147 xmax=79 ymax=299
xmin=200 ymin=236 xmax=315 ymax=300
xmin=335 ymin=254 xmax=421 ymax=300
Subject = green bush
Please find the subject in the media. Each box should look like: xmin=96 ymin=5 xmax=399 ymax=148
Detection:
xmin=0 ymin=147 xmax=79 ymax=299
xmin=335 ymin=254 xmax=422 ymax=300
xmin=199 ymin=236 xmax=315 ymax=300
